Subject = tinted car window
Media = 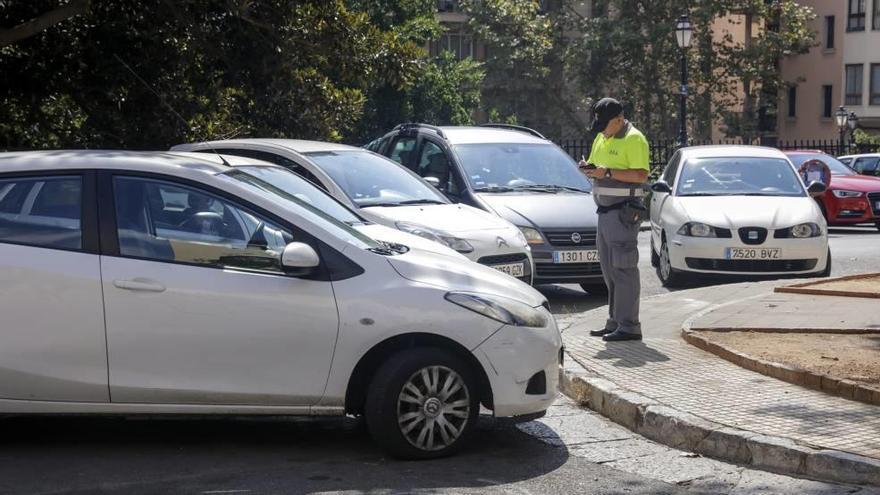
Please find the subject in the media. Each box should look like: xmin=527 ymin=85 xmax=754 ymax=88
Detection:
xmin=388 ymin=137 xmax=417 ymax=167
xmin=0 ymin=176 xmax=82 ymax=250
xmin=114 ymin=176 xmax=293 ymax=273
xmin=854 ymin=157 xmax=880 ymax=174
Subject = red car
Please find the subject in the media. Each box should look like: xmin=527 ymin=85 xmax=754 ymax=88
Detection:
xmin=786 ymin=150 xmax=880 ymax=231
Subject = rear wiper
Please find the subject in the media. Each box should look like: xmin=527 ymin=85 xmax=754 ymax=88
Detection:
xmin=474 ymin=186 xmax=515 ymax=192
xmin=397 ymin=199 xmax=447 ymax=205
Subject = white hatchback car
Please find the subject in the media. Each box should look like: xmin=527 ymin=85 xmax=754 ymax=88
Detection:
xmin=649 ymin=146 xmax=830 ymax=286
xmin=0 ymin=151 xmax=560 ymax=459
xmin=171 ymin=140 xmax=535 ymax=284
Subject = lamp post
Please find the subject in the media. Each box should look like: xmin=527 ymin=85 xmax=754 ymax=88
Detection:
xmin=835 ymin=106 xmax=848 ymax=154
xmin=675 ymin=14 xmax=693 ymax=148
xmin=847 ymin=111 xmax=859 ymax=152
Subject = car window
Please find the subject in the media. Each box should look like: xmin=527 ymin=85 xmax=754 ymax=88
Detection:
xmin=388 ymin=136 xmax=417 ymax=167
xmin=453 ymin=143 xmax=591 ymax=192
xmin=304 ymin=150 xmax=448 ymax=207
xmin=113 ymin=176 xmax=293 ymax=273
xmin=676 ymin=158 xmax=805 ymax=197
xmin=840 ymin=157 xmax=853 ymax=165
xmin=787 ymin=153 xmax=856 ymax=176
xmin=662 ymin=151 xmax=681 ymax=187
xmin=202 ymin=148 xmax=329 ymax=191
xmin=854 ymin=157 xmax=880 ymax=174
xmin=416 ymin=140 xmax=459 ymax=194
xmin=0 ymin=176 xmax=82 ymax=250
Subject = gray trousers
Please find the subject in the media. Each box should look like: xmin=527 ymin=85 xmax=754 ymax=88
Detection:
xmin=597 ymin=210 xmax=642 ymax=335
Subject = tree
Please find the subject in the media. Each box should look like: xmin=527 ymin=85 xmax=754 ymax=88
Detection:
xmin=0 ymin=0 xmax=90 ymax=46
xmin=0 ymin=1 xmax=425 ymax=150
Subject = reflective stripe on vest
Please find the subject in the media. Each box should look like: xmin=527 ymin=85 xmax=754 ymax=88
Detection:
xmin=592 ymin=186 xmax=646 ymax=197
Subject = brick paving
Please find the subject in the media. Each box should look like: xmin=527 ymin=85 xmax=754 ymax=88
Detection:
xmin=562 ymin=281 xmax=880 ymax=461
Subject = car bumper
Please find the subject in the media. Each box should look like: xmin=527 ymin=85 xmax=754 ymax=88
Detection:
xmin=473 ymin=307 xmax=561 ymax=417
xmin=462 ymin=233 xmax=534 ymax=285
xmin=668 ymin=235 xmax=829 ymax=275
xmin=827 ymin=194 xmax=880 ymax=224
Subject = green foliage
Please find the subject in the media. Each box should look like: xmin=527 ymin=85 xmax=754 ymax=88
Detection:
xmin=0 ymin=0 xmax=426 ymax=150
xmin=854 ymin=129 xmax=880 ymax=147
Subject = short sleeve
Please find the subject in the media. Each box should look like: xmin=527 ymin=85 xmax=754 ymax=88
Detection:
xmin=586 ymin=134 xmax=602 ymax=164
xmin=627 ymin=133 xmax=650 ymax=171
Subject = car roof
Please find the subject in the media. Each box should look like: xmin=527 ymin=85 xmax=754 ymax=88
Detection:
xmin=174 ymin=139 xmax=358 ymax=154
xmin=435 ymin=127 xmax=549 ymax=145
xmin=839 ymin=153 xmax=880 ymax=159
xmin=679 ymin=145 xmax=789 ymax=160
xmin=0 ymin=150 xmax=280 ymax=175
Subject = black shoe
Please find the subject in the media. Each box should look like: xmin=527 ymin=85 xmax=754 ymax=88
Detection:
xmin=589 ymin=328 xmax=615 ymax=337
xmin=602 ymin=331 xmax=643 ymax=342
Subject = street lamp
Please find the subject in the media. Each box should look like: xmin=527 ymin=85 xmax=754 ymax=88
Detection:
xmin=847 ymin=111 xmax=859 ymax=150
xmin=835 ymin=106 xmax=848 ymax=153
xmin=675 ymin=14 xmax=693 ymax=148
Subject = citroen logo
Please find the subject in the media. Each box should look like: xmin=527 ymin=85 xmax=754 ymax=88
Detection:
xmin=496 ymin=236 xmax=508 ymax=248
xmin=571 ymin=232 xmax=582 ymax=244
xmin=423 ymin=397 xmax=442 ymax=418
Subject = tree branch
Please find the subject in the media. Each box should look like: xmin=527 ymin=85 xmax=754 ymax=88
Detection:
xmin=0 ymin=0 xmax=91 ymax=46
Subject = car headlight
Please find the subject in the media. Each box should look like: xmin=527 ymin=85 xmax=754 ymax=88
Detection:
xmin=512 ymin=228 xmax=529 ymax=248
xmin=832 ymin=189 xmax=863 ymax=198
xmin=677 ymin=222 xmax=717 ymax=237
xmin=517 ymin=226 xmax=544 ymax=245
xmin=445 ymin=292 xmax=548 ymax=328
xmin=790 ymin=223 xmax=821 ymax=238
xmin=396 ymin=222 xmax=474 ymax=253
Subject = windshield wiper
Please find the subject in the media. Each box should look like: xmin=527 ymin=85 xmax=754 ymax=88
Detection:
xmin=397 ymin=199 xmax=447 ymax=205
xmin=516 ymin=184 xmax=589 ymax=193
xmin=345 ymin=220 xmax=371 ymax=226
xmin=361 ymin=202 xmax=406 ymax=207
xmin=473 ymin=186 xmax=515 ymax=192
xmin=678 ymin=192 xmax=722 ymax=197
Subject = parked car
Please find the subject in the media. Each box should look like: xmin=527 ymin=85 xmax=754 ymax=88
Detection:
xmin=0 ymin=150 xmax=561 ymax=459
xmin=649 ymin=146 xmax=830 ymax=287
xmin=838 ymin=153 xmax=880 ymax=177
xmin=786 ymin=150 xmax=880 ymax=231
xmin=370 ymin=123 xmax=604 ymax=293
xmin=171 ymin=140 xmax=534 ymax=284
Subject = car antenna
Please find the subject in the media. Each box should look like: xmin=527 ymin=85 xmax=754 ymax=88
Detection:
xmin=113 ymin=53 xmax=232 ymax=167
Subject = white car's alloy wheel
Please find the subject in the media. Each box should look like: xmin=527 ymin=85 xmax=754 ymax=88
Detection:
xmin=397 ymin=365 xmax=470 ymax=452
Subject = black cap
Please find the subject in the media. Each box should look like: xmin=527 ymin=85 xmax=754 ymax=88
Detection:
xmin=590 ymin=97 xmax=624 ymax=133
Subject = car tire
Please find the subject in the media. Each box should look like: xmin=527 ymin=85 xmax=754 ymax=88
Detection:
xmin=580 ymin=282 xmax=608 ymax=295
xmin=657 ymin=237 xmax=686 ymax=288
xmin=819 ymin=248 xmax=832 ymax=277
xmin=365 ymin=347 xmax=480 ymax=460
xmin=650 ymin=237 xmax=660 ymax=267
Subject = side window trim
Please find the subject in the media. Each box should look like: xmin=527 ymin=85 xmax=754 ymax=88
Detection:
xmin=0 ymin=170 xmax=98 ymax=254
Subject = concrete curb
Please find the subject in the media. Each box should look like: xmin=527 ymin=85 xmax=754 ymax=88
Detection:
xmin=559 ymin=365 xmax=880 ymax=486
xmin=559 ymin=291 xmax=880 ymax=486
xmin=775 ymin=272 xmax=880 ymax=299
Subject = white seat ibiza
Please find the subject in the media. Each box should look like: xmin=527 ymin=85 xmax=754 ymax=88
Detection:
xmin=649 ymin=146 xmax=830 ymax=286
xmin=0 ymin=150 xmax=560 ymax=459
xmin=171 ymin=140 xmax=535 ymax=284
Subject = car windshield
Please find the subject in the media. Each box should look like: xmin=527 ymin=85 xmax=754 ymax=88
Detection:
xmin=787 ymin=153 xmax=857 ymax=176
xmin=676 ymin=157 xmax=806 ymax=197
xmin=452 ymin=143 xmax=591 ymax=193
xmin=221 ymin=166 xmax=379 ymax=249
xmin=305 ymin=150 xmax=448 ymax=207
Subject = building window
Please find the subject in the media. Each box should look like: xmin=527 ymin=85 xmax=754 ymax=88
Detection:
xmin=787 ymin=86 xmax=797 ymax=117
xmin=822 ymin=85 xmax=833 ymax=117
xmin=429 ymin=31 xmax=474 ymax=60
xmin=871 ymin=64 xmax=880 ymax=105
xmin=845 ymin=64 xmax=864 ymax=105
xmin=825 ymin=16 xmax=835 ymax=49
xmin=874 ymin=0 xmax=880 ymax=29
xmin=848 ymin=0 xmax=866 ymax=31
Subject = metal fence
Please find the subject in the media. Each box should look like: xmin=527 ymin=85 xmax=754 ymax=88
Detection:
xmin=556 ymin=138 xmax=880 ymax=174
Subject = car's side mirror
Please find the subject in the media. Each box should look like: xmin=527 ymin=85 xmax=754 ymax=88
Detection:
xmin=651 ymin=181 xmax=672 ymax=194
xmin=806 ymin=180 xmax=827 ymax=197
xmin=423 ymin=176 xmax=441 ymax=188
xmin=281 ymin=242 xmax=320 ymax=275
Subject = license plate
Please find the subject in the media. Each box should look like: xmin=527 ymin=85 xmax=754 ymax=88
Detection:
xmin=553 ymin=250 xmax=600 ymax=264
xmin=725 ymin=247 xmax=781 ymax=260
xmin=875 ymin=201 xmax=880 ymax=210
xmin=491 ymin=262 xmax=525 ymax=277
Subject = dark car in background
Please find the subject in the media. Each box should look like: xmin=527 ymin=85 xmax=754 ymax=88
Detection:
xmin=370 ymin=124 xmax=605 ymax=293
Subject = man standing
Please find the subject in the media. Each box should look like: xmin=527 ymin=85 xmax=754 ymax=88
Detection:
xmin=579 ymin=98 xmax=650 ymax=342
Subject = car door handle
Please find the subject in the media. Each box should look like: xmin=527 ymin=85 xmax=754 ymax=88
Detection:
xmin=113 ymin=279 xmax=166 ymax=293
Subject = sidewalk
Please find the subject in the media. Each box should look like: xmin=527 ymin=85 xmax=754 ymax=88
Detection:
xmin=558 ymin=280 xmax=880 ymax=486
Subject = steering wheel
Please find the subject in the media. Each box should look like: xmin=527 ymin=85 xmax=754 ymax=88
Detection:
xmin=178 ymin=211 xmax=227 ymax=236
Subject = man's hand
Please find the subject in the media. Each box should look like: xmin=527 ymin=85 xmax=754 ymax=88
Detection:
xmin=585 ymin=166 xmax=607 ymax=179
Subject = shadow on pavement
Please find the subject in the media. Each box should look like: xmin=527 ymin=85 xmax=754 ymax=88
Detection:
xmin=593 ymin=342 xmax=672 ymax=368
xmin=0 ymin=414 xmax=574 ymax=494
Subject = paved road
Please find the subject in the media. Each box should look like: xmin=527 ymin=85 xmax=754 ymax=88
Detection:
xmin=1 ymin=227 xmax=877 ymax=494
